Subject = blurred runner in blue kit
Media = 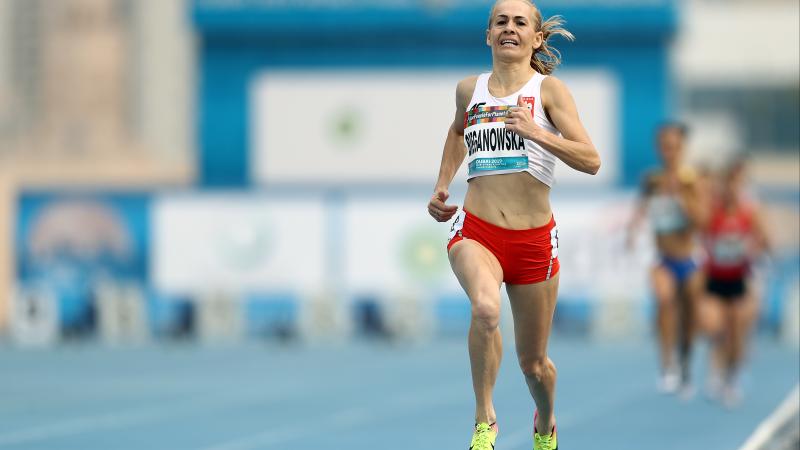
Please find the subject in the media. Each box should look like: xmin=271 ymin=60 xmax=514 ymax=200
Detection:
xmin=628 ymin=123 xmax=708 ymax=400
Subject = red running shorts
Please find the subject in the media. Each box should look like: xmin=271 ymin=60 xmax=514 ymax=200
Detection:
xmin=447 ymin=208 xmax=560 ymax=284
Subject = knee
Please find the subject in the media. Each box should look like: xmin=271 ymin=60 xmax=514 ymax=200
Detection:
xmin=703 ymin=317 xmax=723 ymax=338
xmin=470 ymin=292 xmax=500 ymax=330
xmin=520 ymin=356 xmax=556 ymax=382
xmin=656 ymin=297 xmax=676 ymax=315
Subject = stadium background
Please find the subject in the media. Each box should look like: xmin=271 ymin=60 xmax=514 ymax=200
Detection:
xmin=0 ymin=1 xmax=797 ymax=449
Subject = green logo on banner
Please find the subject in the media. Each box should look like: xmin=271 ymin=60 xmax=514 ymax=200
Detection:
xmin=399 ymin=225 xmax=449 ymax=284
xmin=328 ymin=106 xmax=364 ymax=150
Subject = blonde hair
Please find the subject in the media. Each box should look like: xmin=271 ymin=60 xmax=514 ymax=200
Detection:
xmin=488 ymin=0 xmax=574 ymax=75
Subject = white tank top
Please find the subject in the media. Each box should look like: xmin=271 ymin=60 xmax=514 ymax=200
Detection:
xmin=463 ymin=72 xmax=560 ymax=187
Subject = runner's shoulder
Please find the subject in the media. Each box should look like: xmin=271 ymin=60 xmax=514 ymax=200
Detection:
xmin=456 ymin=75 xmax=479 ymax=109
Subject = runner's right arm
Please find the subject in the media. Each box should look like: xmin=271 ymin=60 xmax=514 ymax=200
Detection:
xmin=625 ymin=172 xmax=656 ymax=250
xmin=428 ymin=76 xmax=476 ymax=223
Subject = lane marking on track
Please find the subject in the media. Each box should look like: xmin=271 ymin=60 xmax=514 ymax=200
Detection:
xmin=738 ymin=384 xmax=800 ymax=450
xmin=198 ymin=382 xmax=470 ymax=450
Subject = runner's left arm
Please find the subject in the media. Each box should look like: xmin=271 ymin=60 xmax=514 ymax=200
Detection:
xmin=751 ymin=205 xmax=773 ymax=256
xmin=505 ymin=76 xmax=600 ymax=175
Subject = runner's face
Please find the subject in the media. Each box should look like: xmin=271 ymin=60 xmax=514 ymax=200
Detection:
xmin=657 ymin=128 xmax=684 ymax=167
xmin=486 ymin=1 xmax=542 ymax=62
xmin=725 ymin=165 xmax=745 ymax=195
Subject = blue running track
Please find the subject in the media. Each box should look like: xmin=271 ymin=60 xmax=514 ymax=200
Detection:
xmin=0 ymin=336 xmax=797 ymax=450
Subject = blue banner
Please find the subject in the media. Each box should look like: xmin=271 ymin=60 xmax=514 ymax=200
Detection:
xmin=15 ymin=192 xmax=150 ymax=330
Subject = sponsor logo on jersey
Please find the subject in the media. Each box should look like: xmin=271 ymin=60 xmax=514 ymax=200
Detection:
xmin=464 ymin=104 xmax=512 ymax=127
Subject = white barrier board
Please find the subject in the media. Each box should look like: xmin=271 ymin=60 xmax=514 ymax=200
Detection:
xmin=152 ymin=195 xmax=326 ymax=293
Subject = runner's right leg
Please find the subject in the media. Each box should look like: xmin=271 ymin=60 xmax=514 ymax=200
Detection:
xmin=677 ymin=269 xmax=704 ymax=397
xmin=449 ymin=239 xmax=504 ymax=427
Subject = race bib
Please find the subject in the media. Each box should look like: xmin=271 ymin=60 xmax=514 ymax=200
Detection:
xmin=464 ymin=105 xmax=528 ymax=175
xmin=712 ymin=234 xmax=748 ymax=265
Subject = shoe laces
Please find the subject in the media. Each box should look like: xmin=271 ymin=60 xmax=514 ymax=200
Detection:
xmin=471 ymin=423 xmax=494 ymax=449
xmin=534 ymin=432 xmax=554 ymax=450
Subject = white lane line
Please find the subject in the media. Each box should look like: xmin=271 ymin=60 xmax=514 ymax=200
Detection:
xmin=0 ymin=405 xmax=185 ymax=447
xmin=0 ymin=380 xmax=308 ymax=447
xmin=197 ymin=407 xmax=373 ymax=450
xmin=738 ymin=384 xmax=800 ymax=450
xmin=198 ymin=382 xmax=470 ymax=450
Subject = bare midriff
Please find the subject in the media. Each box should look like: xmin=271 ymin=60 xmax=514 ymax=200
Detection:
xmin=655 ymin=230 xmax=695 ymax=260
xmin=464 ymin=171 xmax=552 ymax=230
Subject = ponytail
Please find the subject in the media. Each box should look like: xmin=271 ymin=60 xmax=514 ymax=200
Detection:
xmin=531 ymin=13 xmax=574 ymax=75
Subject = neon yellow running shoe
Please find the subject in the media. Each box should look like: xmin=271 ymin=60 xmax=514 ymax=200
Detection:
xmin=469 ymin=422 xmax=497 ymax=450
xmin=533 ymin=430 xmax=557 ymax=450
xmin=534 ymin=411 xmax=558 ymax=450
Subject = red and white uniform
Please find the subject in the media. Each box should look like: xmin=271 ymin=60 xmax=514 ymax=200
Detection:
xmin=463 ymin=72 xmax=560 ymax=186
xmin=704 ymin=202 xmax=756 ymax=280
xmin=445 ymin=72 xmax=562 ymax=285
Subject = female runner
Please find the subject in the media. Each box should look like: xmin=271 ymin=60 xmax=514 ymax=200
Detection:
xmin=428 ymin=1 xmax=600 ymax=448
